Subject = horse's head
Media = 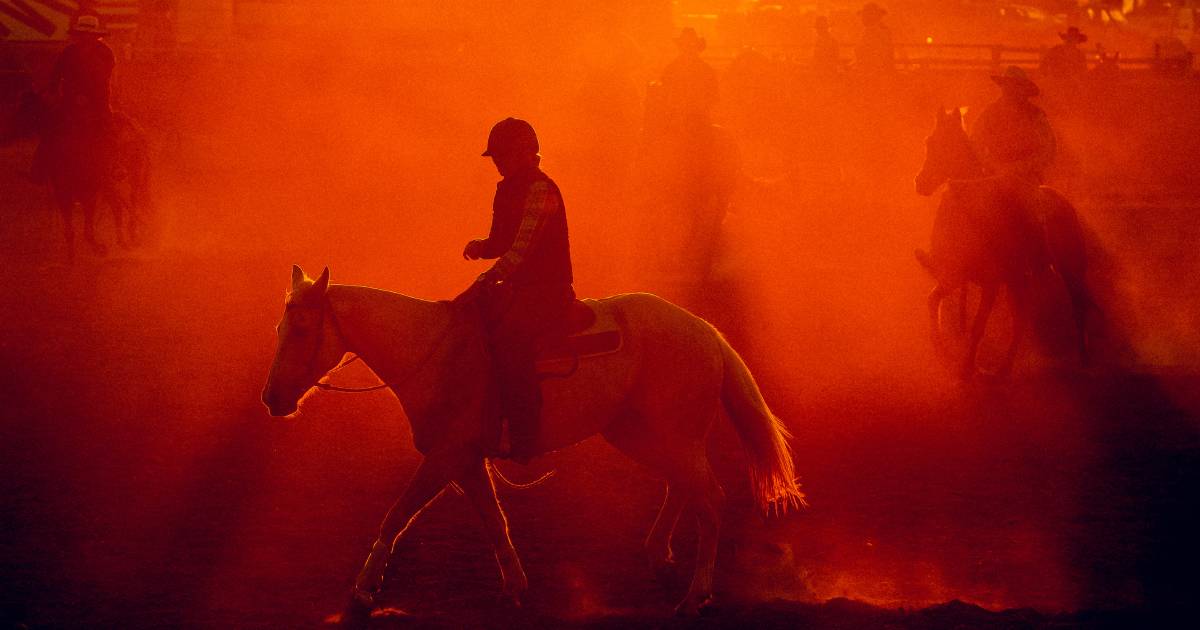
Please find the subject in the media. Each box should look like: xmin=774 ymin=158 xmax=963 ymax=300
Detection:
xmin=262 ymin=265 xmax=343 ymax=417
xmin=4 ymin=91 xmax=48 ymax=142
xmin=915 ymin=106 xmax=975 ymax=196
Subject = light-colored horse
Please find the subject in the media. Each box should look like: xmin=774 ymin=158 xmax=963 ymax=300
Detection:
xmin=914 ymin=107 xmax=1091 ymax=378
xmin=261 ymin=266 xmax=803 ymax=619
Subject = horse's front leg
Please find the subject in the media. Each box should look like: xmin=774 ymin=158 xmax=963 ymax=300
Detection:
xmin=80 ymin=195 xmax=106 ymax=256
xmin=998 ymin=281 xmax=1029 ymax=377
xmin=962 ymin=283 xmax=998 ymax=379
xmin=456 ymin=459 xmax=527 ymax=604
xmin=351 ymin=456 xmax=452 ymax=603
xmin=927 ymin=283 xmax=949 ymax=347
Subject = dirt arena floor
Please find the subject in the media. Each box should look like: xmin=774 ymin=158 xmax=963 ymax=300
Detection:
xmin=3 ymin=61 xmax=1199 ymax=628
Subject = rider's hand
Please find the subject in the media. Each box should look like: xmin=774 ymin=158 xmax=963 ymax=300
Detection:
xmin=463 ymin=239 xmax=486 ymax=260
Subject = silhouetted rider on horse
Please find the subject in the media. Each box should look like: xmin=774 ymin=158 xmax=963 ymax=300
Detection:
xmin=970 ymin=66 xmax=1057 ymax=260
xmin=458 ymin=118 xmax=574 ymax=463
xmin=31 ymin=14 xmax=115 ymax=185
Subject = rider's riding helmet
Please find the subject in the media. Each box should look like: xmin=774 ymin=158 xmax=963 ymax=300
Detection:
xmin=482 ymin=118 xmax=539 ymax=158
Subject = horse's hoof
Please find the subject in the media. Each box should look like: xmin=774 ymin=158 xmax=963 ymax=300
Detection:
xmin=674 ymin=594 xmax=712 ymax=617
xmin=649 ymin=559 xmax=678 ymax=586
xmin=337 ymin=592 xmax=373 ymax=628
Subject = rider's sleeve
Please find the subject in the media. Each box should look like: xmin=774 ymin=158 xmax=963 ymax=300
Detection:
xmin=475 ymin=189 xmax=514 ymax=259
xmin=486 ymin=181 xmax=557 ymax=281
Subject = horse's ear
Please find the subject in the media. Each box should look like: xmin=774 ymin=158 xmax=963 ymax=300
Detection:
xmin=291 ymin=265 xmax=305 ymax=289
xmin=936 ymin=104 xmax=946 ymax=121
xmin=312 ymin=267 xmax=330 ymax=294
xmin=951 ymin=106 xmax=964 ymax=121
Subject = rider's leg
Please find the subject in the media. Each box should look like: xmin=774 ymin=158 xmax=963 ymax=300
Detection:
xmin=489 ymin=296 xmax=543 ymax=462
xmin=456 ymin=458 xmax=527 ymax=603
xmin=353 ymin=456 xmax=455 ymax=600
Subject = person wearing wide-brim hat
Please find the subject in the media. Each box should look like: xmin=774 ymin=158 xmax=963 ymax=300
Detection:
xmin=858 ymin=2 xmax=887 ymax=24
xmin=1040 ymin=26 xmax=1088 ymax=79
xmin=972 ymin=65 xmax=1056 ymax=181
xmin=31 ymin=14 xmax=117 ymax=184
xmin=68 ymin=14 xmax=110 ymax=38
xmin=661 ymin=27 xmax=718 ymax=122
xmin=855 ymin=3 xmax=894 ymax=73
xmin=1059 ymin=27 xmax=1087 ymax=45
xmin=991 ymin=65 xmax=1040 ymax=98
xmin=50 ymin=15 xmax=115 ymax=114
xmin=674 ymin=27 xmax=706 ymax=53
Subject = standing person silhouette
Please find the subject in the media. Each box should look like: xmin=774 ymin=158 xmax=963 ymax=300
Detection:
xmin=1040 ymin=27 xmax=1089 ymax=80
xmin=855 ymin=3 xmax=894 ymax=74
xmin=813 ymin=15 xmax=841 ymax=74
xmin=459 ymin=118 xmax=574 ymax=463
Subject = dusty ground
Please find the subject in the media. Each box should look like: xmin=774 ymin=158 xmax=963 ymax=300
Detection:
xmin=1 ymin=178 xmax=1195 ymax=628
xmin=2 ymin=58 xmax=1199 ymax=628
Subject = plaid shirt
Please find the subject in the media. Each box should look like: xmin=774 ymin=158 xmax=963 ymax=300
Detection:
xmin=477 ymin=171 xmax=572 ymax=286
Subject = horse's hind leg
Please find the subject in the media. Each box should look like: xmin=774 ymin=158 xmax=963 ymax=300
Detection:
xmin=456 ymin=459 xmax=527 ymax=604
xmin=675 ymin=455 xmax=724 ymax=616
xmin=645 ymin=483 xmax=687 ymax=576
xmin=351 ymin=456 xmax=453 ymax=605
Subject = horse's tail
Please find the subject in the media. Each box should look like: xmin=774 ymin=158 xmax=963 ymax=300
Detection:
xmin=717 ymin=333 xmax=806 ymax=513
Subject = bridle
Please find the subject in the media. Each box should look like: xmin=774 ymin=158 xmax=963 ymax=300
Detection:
xmin=284 ymin=295 xmax=453 ymax=395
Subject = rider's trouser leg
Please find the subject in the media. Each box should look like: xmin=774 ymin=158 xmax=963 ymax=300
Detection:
xmin=490 ymin=313 xmax=541 ymax=460
xmin=487 ymin=284 xmax=572 ymax=459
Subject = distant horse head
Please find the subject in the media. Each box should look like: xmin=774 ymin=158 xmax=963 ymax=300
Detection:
xmin=262 ymin=265 xmax=343 ymax=416
xmin=915 ymin=106 xmax=980 ymax=196
xmin=3 ymin=91 xmax=48 ymax=143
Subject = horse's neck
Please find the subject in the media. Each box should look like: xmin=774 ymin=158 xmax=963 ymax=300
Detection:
xmin=950 ymin=138 xmax=988 ymax=181
xmin=326 ymin=284 xmax=450 ymax=382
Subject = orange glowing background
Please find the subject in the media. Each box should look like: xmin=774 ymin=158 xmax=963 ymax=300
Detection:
xmin=1 ymin=1 xmax=1198 ymax=627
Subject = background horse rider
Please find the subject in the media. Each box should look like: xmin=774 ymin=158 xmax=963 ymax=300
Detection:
xmin=31 ymin=14 xmax=116 ymax=186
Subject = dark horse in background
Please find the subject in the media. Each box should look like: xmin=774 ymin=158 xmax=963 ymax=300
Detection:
xmin=5 ymin=91 xmax=151 ymax=260
xmin=914 ymin=107 xmax=1091 ymax=378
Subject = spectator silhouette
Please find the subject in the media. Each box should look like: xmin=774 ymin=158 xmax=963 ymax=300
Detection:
xmin=1040 ymin=27 xmax=1088 ymax=80
xmin=813 ymin=16 xmax=841 ymax=74
xmin=661 ymin=27 xmax=719 ymax=126
xmin=855 ymin=3 xmax=894 ymax=74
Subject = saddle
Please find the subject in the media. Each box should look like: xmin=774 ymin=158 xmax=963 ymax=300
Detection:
xmin=535 ymin=299 xmax=622 ymax=376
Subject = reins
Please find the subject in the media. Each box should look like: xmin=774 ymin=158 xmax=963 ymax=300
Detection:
xmin=313 ymin=298 xmax=455 ymax=394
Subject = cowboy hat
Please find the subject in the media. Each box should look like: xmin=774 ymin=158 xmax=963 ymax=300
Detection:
xmin=990 ymin=65 xmax=1039 ymax=97
xmin=1060 ymin=27 xmax=1087 ymax=44
xmin=675 ymin=27 xmax=706 ymax=53
xmin=859 ymin=3 xmax=888 ymax=20
xmin=69 ymin=15 xmax=109 ymax=37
